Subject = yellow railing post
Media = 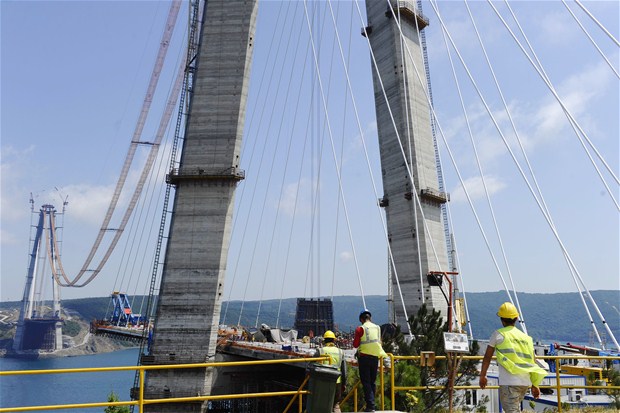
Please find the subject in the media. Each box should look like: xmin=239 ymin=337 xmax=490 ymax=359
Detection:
xmin=283 ymin=374 xmax=309 ymax=413
xmin=390 ymin=354 xmax=395 ymax=411
xmin=555 ymin=358 xmax=562 ymax=413
xmin=354 ymin=386 xmax=358 ymax=412
xmin=139 ymin=368 xmax=145 ymax=413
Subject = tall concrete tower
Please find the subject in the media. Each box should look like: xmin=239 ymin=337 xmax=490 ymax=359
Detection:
xmin=143 ymin=1 xmax=258 ymax=411
xmin=365 ymin=1 xmax=450 ymax=329
xmin=13 ymin=205 xmax=64 ymax=353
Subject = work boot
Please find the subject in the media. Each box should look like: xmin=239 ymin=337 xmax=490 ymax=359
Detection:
xmin=333 ymin=403 xmax=342 ymax=413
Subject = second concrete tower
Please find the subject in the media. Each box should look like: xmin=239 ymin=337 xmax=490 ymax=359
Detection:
xmin=365 ymin=1 xmax=450 ymax=329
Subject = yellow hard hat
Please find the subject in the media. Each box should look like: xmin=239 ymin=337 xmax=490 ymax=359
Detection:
xmin=323 ymin=330 xmax=336 ymax=340
xmin=497 ymin=302 xmax=519 ymax=319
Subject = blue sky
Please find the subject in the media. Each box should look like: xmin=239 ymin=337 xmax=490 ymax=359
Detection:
xmin=1 ymin=0 xmax=618 ymax=320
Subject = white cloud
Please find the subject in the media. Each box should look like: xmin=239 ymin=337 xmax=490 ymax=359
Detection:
xmin=57 ymin=183 xmax=116 ymax=227
xmin=533 ymin=59 xmax=613 ymax=143
xmin=440 ymin=57 xmax=615 ymax=177
xmin=451 ymin=175 xmax=506 ymax=203
xmin=539 ymin=10 xmax=578 ymax=45
xmin=339 ymin=251 xmax=353 ymax=262
xmin=55 ymin=143 xmax=166 ymax=228
xmin=279 ymin=178 xmax=319 ymax=217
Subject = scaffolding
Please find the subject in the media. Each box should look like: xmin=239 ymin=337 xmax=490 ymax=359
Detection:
xmin=293 ymin=298 xmax=334 ymax=337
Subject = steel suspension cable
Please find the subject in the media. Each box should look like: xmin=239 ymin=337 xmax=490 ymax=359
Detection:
xmin=434 ymin=0 xmax=599 ymax=344
xmin=561 ymin=1 xmax=619 ymax=79
xmin=429 ymin=0 xmax=619 ymax=350
xmin=311 ymin=1 xmax=332 ymax=302
xmin=321 ymin=0 xmax=416 ymax=335
xmin=303 ymin=0 xmax=370 ymax=310
xmin=490 ymin=2 xmax=612 ymax=342
xmin=276 ymin=109 xmax=314 ymax=328
xmin=251 ymin=7 xmax=309 ymax=327
xmin=330 ymin=0 xmax=354 ymax=301
xmin=445 ymin=205 xmax=474 ymax=338
xmin=356 ymin=0 xmax=464 ymax=329
xmin=222 ymin=0 xmax=292 ymax=325
xmin=360 ymin=1 xmax=460 ymax=317
xmin=54 ymin=53 xmax=186 ymax=288
xmin=498 ymin=0 xmax=614 ymax=346
xmin=494 ymin=0 xmax=617 ymax=347
xmin=386 ymin=0 xmax=543 ymax=327
xmin=574 ymin=0 xmax=620 ymax=46
xmin=358 ymin=0 xmax=447 ymax=279
xmin=236 ymin=2 xmax=300 ymax=327
xmin=53 ymin=1 xmax=182 ymax=287
xmin=458 ymin=0 xmax=533 ymax=331
xmin=488 ymin=1 xmax=620 ymax=201
xmin=302 ymin=1 xmax=333 ymax=301
xmin=397 ymin=3 xmax=426 ymax=306
xmin=134 ymin=0 xmax=204 ymax=370
xmin=502 ymin=1 xmax=620 ymax=199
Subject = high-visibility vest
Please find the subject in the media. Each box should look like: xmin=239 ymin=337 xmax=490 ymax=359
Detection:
xmin=495 ymin=326 xmax=547 ymax=386
xmin=359 ymin=321 xmax=385 ymax=358
xmin=320 ymin=344 xmax=343 ymax=383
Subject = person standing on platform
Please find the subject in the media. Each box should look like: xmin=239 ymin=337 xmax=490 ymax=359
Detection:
xmin=353 ymin=309 xmax=387 ymax=412
xmin=315 ymin=330 xmax=347 ymax=413
xmin=479 ymin=302 xmax=546 ymax=413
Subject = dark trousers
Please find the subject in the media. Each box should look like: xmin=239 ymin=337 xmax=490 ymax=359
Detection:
xmin=358 ymin=355 xmax=378 ymax=409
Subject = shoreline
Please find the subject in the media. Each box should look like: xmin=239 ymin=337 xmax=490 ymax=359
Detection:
xmin=0 ymin=317 xmax=137 ymax=359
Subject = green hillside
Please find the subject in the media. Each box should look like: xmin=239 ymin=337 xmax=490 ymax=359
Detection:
xmin=218 ymin=291 xmax=620 ymax=344
xmin=2 ymin=290 xmax=618 ymax=345
xmin=465 ymin=290 xmax=620 ymax=344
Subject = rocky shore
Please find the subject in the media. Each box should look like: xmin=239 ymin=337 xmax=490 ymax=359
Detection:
xmin=0 ymin=312 xmax=135 ymax=358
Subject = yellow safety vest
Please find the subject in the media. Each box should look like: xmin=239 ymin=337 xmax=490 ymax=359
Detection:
xmin=495 ymin=326 xmax=547 ymax=386
xmin=320 ymin=344 xmax=343 ymax=383
xmin=359 ymin=321 xmax=386 ymax=358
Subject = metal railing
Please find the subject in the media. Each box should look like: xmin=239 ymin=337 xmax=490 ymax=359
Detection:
xmin=165 ymin=166 xmax=245 ymax=184
xmin=0 ymin=356 xmax=328 ymax=413
xmin=1 ymin=354 xmax=618 ymax=412
xmin=379 ymin=354 xmax=619 ymax=413
xmin=336 ymin=354 xmax=619 ymax=412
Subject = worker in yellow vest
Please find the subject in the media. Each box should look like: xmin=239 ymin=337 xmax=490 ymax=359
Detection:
xmin=479 ymin=302 xmax=546 ymax=413
xmin=353 ymin=309 xmax=387 ymax=412
xmin=314 ymin=330 xmax=347 ymax=413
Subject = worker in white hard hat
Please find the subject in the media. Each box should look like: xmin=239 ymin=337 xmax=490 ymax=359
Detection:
xmin=314 ymin=330 xmax=347 ymax=413
xmin=479 ymin=302 xmax=547 ymax=413
xmin=353 ymin=309 xmax=387 ymax=412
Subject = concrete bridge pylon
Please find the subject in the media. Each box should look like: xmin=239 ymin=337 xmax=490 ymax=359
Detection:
xmin=143 ymin=1 xmax=259 ymax=411
xmin=13 ymin=204 xmax=64 ymax=354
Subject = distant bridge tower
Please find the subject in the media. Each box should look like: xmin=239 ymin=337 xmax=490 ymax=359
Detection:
xmin=143 ymin=0 xmax=258 ymax=410
xmin=365 ymin=1 xmax=450 ymax=328
xmin=13 ymin=204 xmax=64 ymax=353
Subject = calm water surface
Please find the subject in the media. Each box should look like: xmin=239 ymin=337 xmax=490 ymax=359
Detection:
xmin=0 ymin=348 xmax=139 ymax=412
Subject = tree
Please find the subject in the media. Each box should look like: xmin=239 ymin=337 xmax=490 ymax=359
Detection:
xmin=604 ymin=366 xmax=620 ymax=409
xmin=384 ymin=304 xmax=481 ymax=412
xmin=104 ymin=391 xmax=130 ymax=413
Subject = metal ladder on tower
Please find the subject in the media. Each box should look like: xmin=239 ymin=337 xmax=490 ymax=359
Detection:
xmin=417 ymin=0 xmax=453 ymax=272
xmin=130 ymin=0 xmax=203 ymax=402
